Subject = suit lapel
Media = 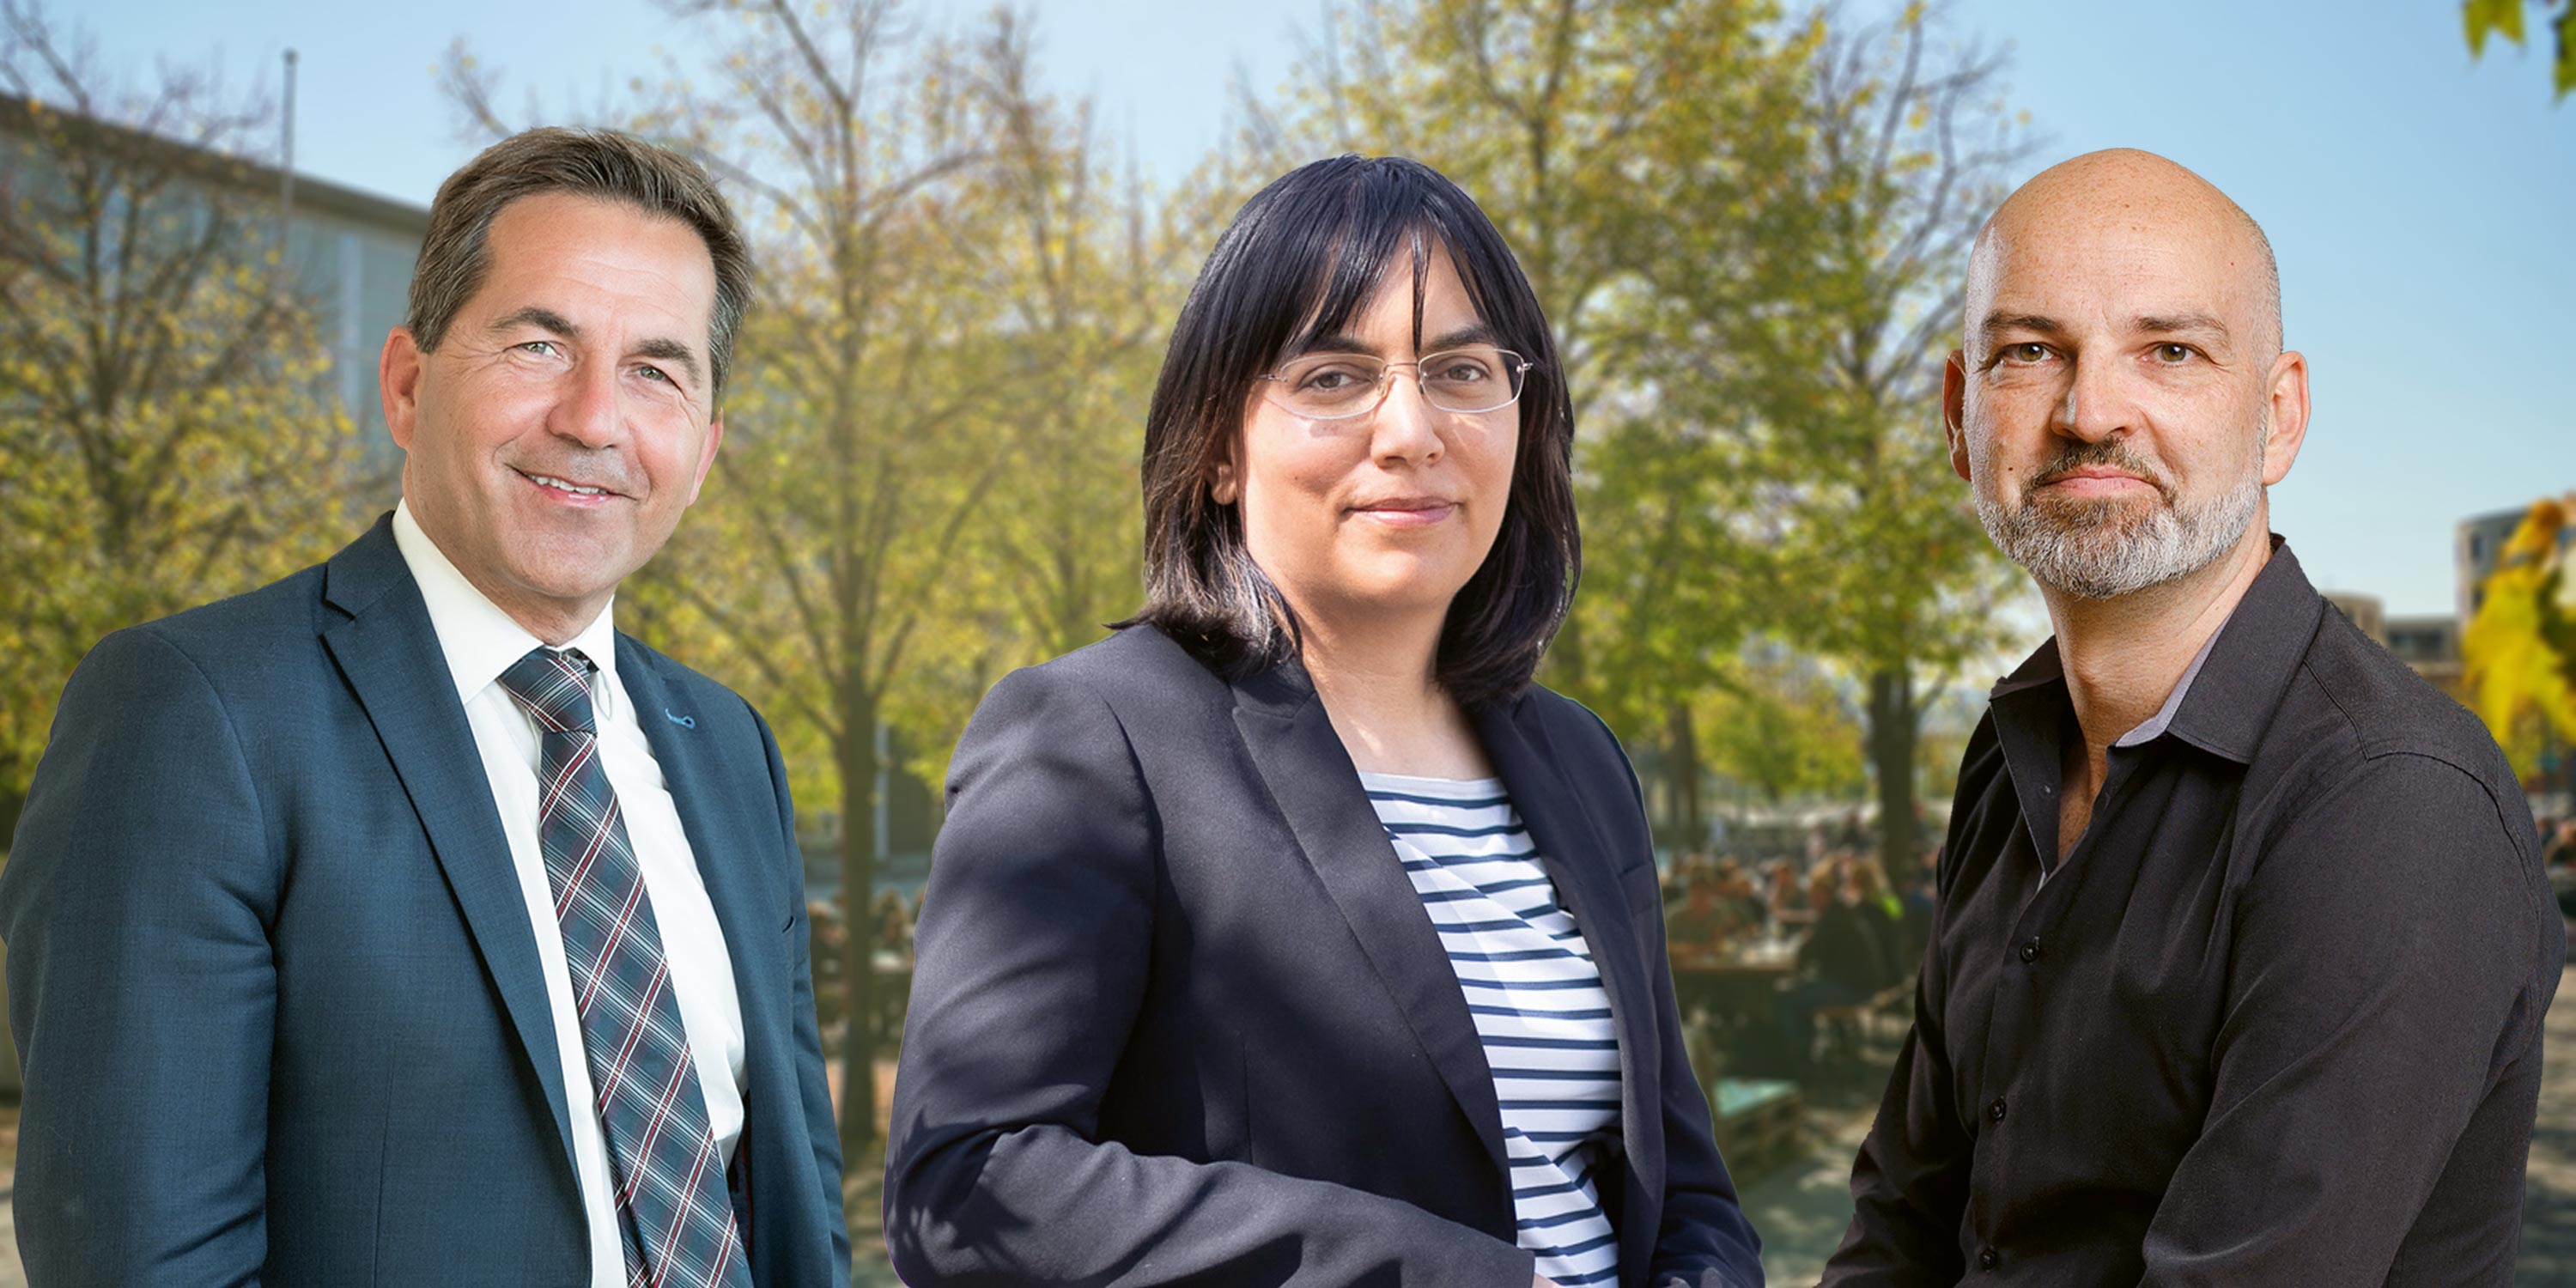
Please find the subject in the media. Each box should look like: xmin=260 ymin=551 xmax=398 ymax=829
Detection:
xmin=1229 ymin=665 xmax=1511 ymax=1180
xmin=617 ymin=639 xmax=785 ymax=1037
xmin=315 ymin=519 xmax=578 ymax=1175
xmin=1473 ymin=697 xmax=1662 ymax=1275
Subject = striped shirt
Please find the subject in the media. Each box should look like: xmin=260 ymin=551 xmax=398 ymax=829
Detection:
xmin=1360 ymin=771 xmax=1623 ymax=1288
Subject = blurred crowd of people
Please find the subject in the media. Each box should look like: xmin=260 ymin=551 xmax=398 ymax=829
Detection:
xmin=1660 ymin=842 xmax=1940 ymax=1080
xmin=1660 ymin=848 xmax=1932 ymax=976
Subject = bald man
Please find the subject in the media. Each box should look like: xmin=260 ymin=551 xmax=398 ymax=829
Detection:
xmin=1822 ymin=149 xmax=2559 ymax=1285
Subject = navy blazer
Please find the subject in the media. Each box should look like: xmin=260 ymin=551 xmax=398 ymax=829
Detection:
xmin=884 ymin=625 xmax=1762 ymax=1287
xmin=0 ymin=516 xmax=850 ymax=1287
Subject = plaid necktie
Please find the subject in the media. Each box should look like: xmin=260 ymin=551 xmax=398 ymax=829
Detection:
xmin=498 ymin=647 xmax=751 ymax=1288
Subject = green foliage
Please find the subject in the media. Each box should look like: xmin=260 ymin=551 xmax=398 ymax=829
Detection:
xmin=0 ymin=3 xmax=362 ymax=811
xmin=1697 ymin=649 xmax=1867 ymax=805
xmin=445 ymin=0 xmax=1194 ymax=1153
xmin=1261 ymin=0 xmax=2027 ymax=870
xmin=2464 ymin=0 xmax=2576 ymax=100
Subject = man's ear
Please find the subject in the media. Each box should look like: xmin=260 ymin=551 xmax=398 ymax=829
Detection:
xmin=2259 ymin=349 xmax=2311 ymax=487
xmin=1942 ymin=349 xmax=1971 ymax=483
xmin=685 ymin=416 xmax=725 ymax=506
xmin=381 ymin=328 xmax=424 ymax=452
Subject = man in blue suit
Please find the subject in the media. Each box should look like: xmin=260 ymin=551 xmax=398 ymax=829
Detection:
xmin=0 ymin=127 xmax=849 ymax=1287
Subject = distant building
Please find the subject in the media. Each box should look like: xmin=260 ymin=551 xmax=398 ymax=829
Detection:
xmin=2458 ymin=504 xmax=2576 ymax=626
xmin=2321 ymin=590 xmax=2470 ymax=700
xmin=0 ymin=95 xmax=427 ymax=471
xmin=2385 ymin=615 xmax=2465 ymax=701
xmin=2324 ymin=591 xmax=2385 ymax=645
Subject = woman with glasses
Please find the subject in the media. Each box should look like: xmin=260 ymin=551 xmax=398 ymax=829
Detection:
xmin=884 ymin=155 xmax=1763 ymax=1288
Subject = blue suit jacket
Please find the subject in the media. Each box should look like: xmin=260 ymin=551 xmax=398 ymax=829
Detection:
xmin=0 ymin=516 xmax=850 ymax=1287
xmin=884 ymin=624 xmax=1762 ymax=1287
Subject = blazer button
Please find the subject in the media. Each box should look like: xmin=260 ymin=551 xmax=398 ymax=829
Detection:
xmin=2018 ymin=937 xmax=2041 ymax=963
xmin=1988 ymin=1097 xmax=2008 ymax=1123
xmin=1978 ymin=1246 xmax=2001 ymax=1271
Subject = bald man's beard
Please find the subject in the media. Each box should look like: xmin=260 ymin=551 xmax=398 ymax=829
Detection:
xmin=1974 ymin=423 xmax=2265 ymax=602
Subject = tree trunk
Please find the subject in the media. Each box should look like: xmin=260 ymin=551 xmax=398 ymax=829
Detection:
xmin=835 ymin=685 xmax=881 ymax=1160
xmin=1866 ymin=666 xmax=1920 ymax=891
xmin=1666 ymin=702 xmax=1702 ymax=854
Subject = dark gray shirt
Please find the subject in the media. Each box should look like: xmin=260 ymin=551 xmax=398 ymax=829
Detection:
xmin=1824 ymin=540 xmax=2562 ymax=1285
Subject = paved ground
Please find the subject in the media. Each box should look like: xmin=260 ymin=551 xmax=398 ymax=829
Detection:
xmin=2518 ymin=961 xmax=2576 ymax=1285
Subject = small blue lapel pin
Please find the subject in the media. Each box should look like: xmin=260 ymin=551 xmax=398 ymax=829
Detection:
xmin=664 ymin=708 xmax=696 ymax=729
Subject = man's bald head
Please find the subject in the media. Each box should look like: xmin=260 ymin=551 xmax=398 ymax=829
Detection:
xmin=1946 ymin=148 xmax=2312 ymax=605
xmin=1966 ymin=149 xmax=2281 ymax=360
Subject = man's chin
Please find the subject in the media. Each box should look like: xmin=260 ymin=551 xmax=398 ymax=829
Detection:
xmin=2020 ymin=489 xmax=2166 ymax=533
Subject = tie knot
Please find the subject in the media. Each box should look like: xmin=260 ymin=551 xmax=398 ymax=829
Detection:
xmin=498 ymin=647 xmax=599 ymax=734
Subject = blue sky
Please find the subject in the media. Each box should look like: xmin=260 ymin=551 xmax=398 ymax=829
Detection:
xmin=64 ymin=0 xmax=2575 ymax=619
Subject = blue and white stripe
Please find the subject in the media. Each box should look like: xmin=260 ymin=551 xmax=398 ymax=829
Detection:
xmin=1361 ymin=770 xmax=1622 ymax=1288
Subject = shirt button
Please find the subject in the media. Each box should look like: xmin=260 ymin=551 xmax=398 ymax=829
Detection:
xmin=1989 ymin=1097 xmax=2008 ymax=1123
xmin=2019 ymin=938 xmax=2041 ymax=963
xmin=1978 ymin=1246 xmax=2001 ymax=1271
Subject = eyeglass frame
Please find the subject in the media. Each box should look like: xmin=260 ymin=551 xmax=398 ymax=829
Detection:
xmin=1254 ymin=347 xmax=1539 ymax=422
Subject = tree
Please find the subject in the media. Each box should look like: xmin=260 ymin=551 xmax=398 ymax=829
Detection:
xmin=1262 ymin=0 xmax=1850 ymax=845
xmin=0 ymin=0 xmax=359 ymax=835
xmin=890 ymin=34 xmax=1194 ymax=763
xmin=1696 ymin=646 xmax=1867 ymax=807
xmin=446 ymin=0 xmax=1175 ymax=1159
xmin=1756 ymin=4 xmax=2029 ymax=889
xmin=2463 ymin=495 xmax=2576 ymax=793
xmin=2464 ymin=0 xmax=2576 ymax=101
xmin=1266 ymin=1 xmax=2028 ymax=876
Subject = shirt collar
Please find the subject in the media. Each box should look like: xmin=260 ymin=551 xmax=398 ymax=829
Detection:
xmin=391 ymin=498 xmax=622 ymax=718
xmin=2111 ymin=603 xmax=2231 ymax=749
xmin=1987 ymin=534 xmax=2323 ymax=767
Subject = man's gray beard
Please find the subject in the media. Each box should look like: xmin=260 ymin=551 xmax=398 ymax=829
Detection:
xmin=1975 ymin=451 xmax=2264 ymax=601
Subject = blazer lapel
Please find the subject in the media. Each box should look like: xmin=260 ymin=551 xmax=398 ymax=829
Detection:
xmin=617 ymin=639 xmax=786 ymax=1036
xmin=315 ymin=518 xmax=577 ymax=1175
xmin=1229 ymin=664 xmax=1512 ymax=1181
xmin=1473 ymin=696 xmax=1663 ymax=1275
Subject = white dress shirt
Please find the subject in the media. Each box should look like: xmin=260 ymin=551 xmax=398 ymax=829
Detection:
xmin=392 ymin=501 xmax=746 ymax=1288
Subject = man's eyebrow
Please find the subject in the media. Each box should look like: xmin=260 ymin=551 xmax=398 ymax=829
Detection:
xmin=633 ymin=336 xmax=705 ymax=386
xmin=2134 ymin=313 xmax=2232 ymax=341
xmin=489 ymin=306 xmax=580 ymax=338
xmin=488 ymin=307 xmax=704 ymax=386
xmin=1979 ymin=312 xmax=2063 ymax=343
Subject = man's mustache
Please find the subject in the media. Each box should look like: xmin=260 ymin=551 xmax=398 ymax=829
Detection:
xmin=2027 ymin=440 xmax=2174 ymax=502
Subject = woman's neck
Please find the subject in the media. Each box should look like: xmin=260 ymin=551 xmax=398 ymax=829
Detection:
xmin=1295 ymin=602 xmax=1494 ymax=780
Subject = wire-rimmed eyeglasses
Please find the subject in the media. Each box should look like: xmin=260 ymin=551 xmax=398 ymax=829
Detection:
xmin=1256 ymin=347 xmax=1535 ymax=421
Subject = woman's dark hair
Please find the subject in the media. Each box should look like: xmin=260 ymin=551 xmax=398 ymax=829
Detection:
xmin=1121 ymin=155 xmax=1580 ymax=708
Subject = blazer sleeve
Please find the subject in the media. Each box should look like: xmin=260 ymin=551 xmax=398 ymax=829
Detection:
xmin=750 ymin=702 xmax=853 ymax=1283
xmin=0 ymin=627 xmax=281 ymax=1286
xmin=1576 ymin=708 xmax=1765 ymax=1288
xmin=883 ymin=665 xmax=1537 ymax=1288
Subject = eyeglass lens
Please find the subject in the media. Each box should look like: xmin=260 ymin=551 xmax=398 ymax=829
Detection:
xmin=1268 ymin=348 xmax=1527 ymax=418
